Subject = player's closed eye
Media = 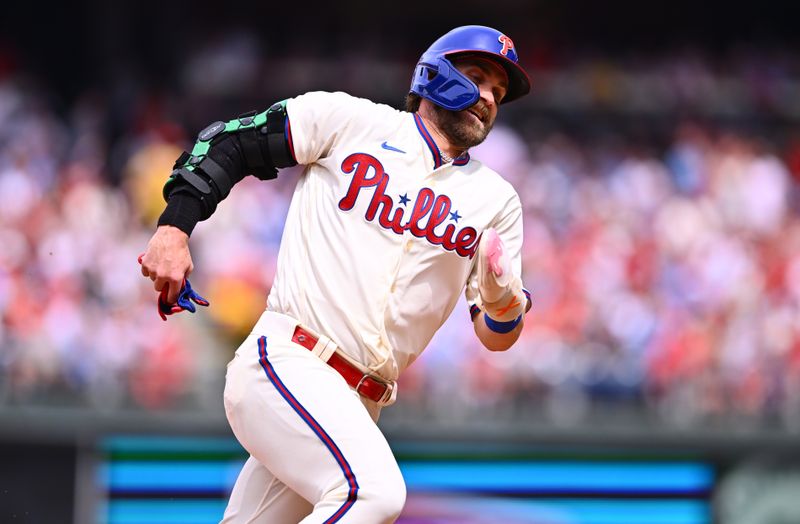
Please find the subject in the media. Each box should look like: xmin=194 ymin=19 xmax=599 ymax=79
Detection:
xmin=466 ymin=71 xmax=482 ymax=86
xmin=468 ymin=70 xmax=505 ymax=104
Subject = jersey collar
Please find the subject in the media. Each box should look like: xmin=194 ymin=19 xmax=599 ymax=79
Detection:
xmin=413 ymin=113 xmax=470 ymax=169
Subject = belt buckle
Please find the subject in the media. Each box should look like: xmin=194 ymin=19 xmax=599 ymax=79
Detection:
xmin=355 ymin=373 xmax=395 ymax=406
xmin=377 ymin=380 xmax=395 ymax=405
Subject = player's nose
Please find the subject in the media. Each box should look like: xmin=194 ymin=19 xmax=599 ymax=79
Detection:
xmin=478 ymin=83 xmax=498 ymax=109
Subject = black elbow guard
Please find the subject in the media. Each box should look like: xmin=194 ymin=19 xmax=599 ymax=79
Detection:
xmin=161 ymin=100 xmax=298 ymax=221
xmin=238 ymin=101 xmax=298 ymax=175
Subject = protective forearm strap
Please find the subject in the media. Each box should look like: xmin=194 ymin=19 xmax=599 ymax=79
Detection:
xmin=158 ymin=101 xmax=297 ymax=235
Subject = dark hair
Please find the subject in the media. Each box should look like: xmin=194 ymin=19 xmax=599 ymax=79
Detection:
xmin=405 ymin=93 xmax=422 ymax=112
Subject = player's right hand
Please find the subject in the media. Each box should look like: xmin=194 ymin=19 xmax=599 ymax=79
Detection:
xmin=477 ymin=228 xmax=526 ymax=322
xmin=139 ymin=225 xmax=194 ymax=304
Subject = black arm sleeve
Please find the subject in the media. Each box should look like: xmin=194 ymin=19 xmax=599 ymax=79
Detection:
xmin=157 ymin=193 xmax=206 ymax=236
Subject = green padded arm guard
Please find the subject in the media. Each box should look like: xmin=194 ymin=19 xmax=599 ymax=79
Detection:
xmin=158 ymin=101 xmax=297 ymax=234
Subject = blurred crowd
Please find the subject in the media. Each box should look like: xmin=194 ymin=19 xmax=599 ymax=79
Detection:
xmin=2 ymin=42 xmax=800 ymax=431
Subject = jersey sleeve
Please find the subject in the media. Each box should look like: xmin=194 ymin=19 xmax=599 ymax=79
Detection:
xmin=465 ymin=190 xmax=526 ymax=317
xmin=285 ymin=91 xmax=377 ymax=165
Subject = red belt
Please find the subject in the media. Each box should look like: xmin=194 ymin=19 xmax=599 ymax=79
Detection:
xmin=291 ymin=326 xmax=393 ymax=404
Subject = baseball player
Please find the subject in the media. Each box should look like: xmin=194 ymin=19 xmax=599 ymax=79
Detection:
xmin=139 ymin=25 xmax=532 ymax=523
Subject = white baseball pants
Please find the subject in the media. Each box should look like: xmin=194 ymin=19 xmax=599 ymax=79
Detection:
xmin=221 ymin=311 xmax=406 ymax=523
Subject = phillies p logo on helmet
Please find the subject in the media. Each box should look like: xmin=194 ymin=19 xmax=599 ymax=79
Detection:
xmin=498 ymin=35 xmax=514 ymax=57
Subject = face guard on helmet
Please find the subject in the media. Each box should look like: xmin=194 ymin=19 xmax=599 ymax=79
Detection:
xmin=410 ymin=25 xmax=531 ymax=112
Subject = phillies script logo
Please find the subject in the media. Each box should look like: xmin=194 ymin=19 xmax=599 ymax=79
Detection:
xmin=338 ymin=153 xmax=479 ymax=258
xmin=498 ymin=35 xmax=514 ymax=56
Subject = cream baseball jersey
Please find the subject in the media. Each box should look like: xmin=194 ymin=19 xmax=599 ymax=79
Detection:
xmin=266 ymin=91 xmax=524 ymax=382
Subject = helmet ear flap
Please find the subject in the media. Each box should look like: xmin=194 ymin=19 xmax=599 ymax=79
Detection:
xmin=414 ymin=63 xmax=436 ymax=83
xmin=410 ymin=57 xmax=480 ymax=111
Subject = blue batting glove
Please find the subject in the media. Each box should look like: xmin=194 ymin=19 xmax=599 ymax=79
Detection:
xmin=158 ymin=278 xmax=210 ymax=321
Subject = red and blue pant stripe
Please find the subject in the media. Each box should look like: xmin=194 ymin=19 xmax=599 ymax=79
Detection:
xmin=257 ymin=336 xmax=359 ymax=523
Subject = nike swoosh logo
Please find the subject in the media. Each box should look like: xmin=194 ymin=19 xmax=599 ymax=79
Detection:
xmin=381 ymin=141 xmax=406 ymax=154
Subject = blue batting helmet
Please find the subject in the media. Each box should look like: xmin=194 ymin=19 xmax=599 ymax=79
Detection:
xmin=410 ymin=25 xmax=531 ymax=111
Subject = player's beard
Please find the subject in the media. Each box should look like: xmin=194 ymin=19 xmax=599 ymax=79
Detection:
xmin=431 ymin=101 xmax=494 ymax=150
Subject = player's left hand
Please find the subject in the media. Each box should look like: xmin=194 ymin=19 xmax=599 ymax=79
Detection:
xmin=477 ymin=228 xmax=526 ymax=322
